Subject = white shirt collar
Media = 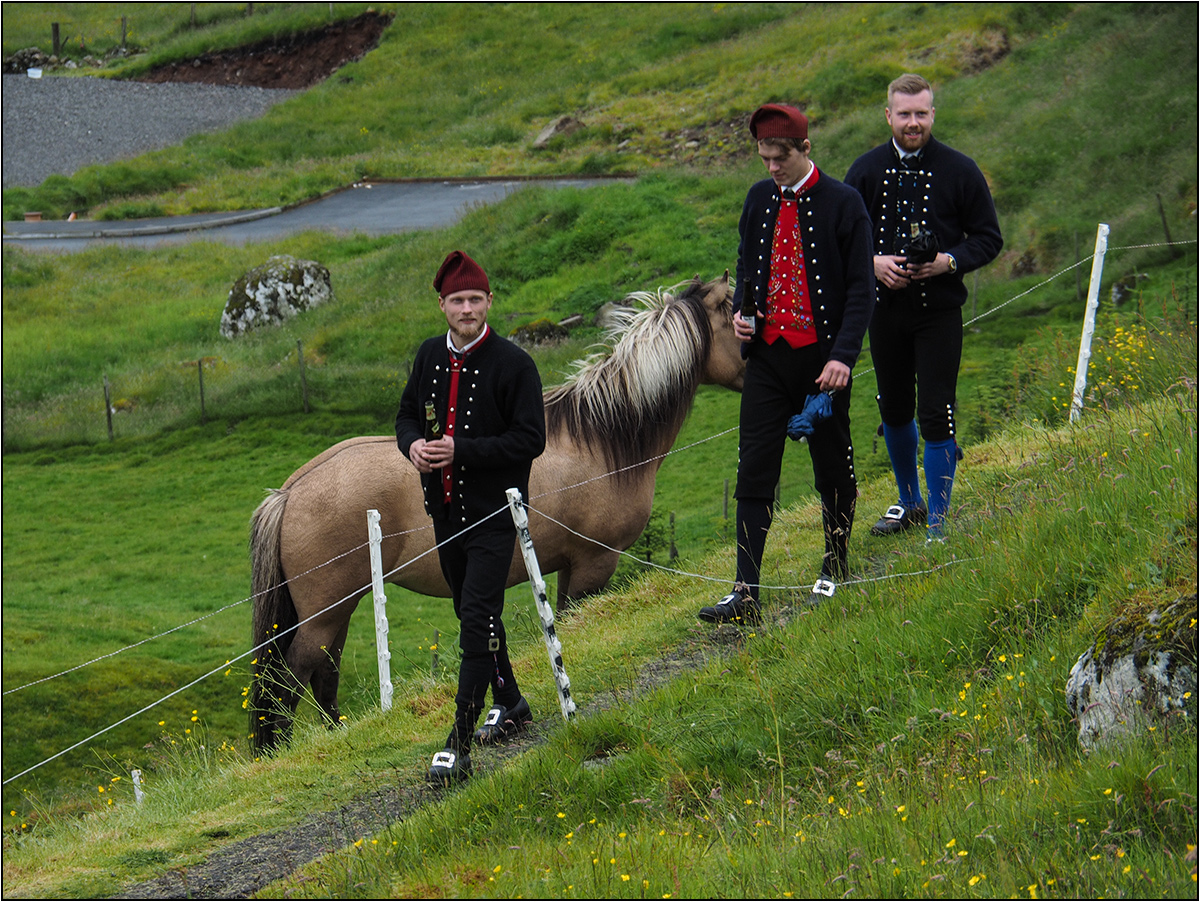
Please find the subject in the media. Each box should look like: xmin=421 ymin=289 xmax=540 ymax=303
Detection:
xmin=784 ymin=162 xmax=817 ymax=196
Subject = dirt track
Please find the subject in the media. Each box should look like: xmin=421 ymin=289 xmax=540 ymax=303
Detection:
xmin=137 ymin=11 xmax=391 ymax=90
xmin=115 ymin=628 xmax=750 ymax=898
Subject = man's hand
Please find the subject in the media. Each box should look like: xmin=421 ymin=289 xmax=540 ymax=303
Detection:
xmin=816 ymin=360 xmax=850 ymax=392
xmin=409 ymin=436 xmax=456 ymax=473
xmin=733 ymin=310 xmax=761 ymax=342
xmin=874 ymin=254 xmax=911 ymax=290
xmin=905 ymin=252 xmax=954 ymax=282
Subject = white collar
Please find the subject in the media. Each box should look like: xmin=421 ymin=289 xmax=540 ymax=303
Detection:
xmin=783 ymin=162 xmax=816 ymax=196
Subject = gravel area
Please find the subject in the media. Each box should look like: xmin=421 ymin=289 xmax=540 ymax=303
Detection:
xmin=1 ymin=74 xmax=297 ymax=189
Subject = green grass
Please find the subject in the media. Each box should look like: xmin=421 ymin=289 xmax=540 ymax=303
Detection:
xmin=3 ymin=348 xmax=1194 ymax=896
xmin=1 ymin=1 xmax=1197 ymax=897
xmin=0 ymin=3 xmax=1096 ymax=221
xmin=0 ymin=2 xmax=374 ymax=66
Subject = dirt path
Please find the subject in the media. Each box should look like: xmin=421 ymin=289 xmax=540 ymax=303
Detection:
xmin=115 ymin=626 xmax=750 ymax=899
xmin=137 ymin=11 xmax=391 ymax=90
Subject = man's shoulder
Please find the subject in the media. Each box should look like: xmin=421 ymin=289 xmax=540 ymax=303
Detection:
xmin=415 ymin=334 xmax=446 ymax=358
xmin=814 ymin=169 xmax=856 ymax=194
xmin=482 ymin=331 xmax=539 ymax=369
xmin=813 ymin=169 xmax=870 ymax=212
xmin=745 ymin=178 xmax=777 ymax=200
xmin=925 ymin=137 xmax=982 ymax=171
xmin=847 ymin=141 xmax=894 ymax=170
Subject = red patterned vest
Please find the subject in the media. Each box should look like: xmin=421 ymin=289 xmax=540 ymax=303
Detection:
xmin=763 ymin=168 xmax=820 ymax=349
xmin=441 ymin=325 xmax=491 ymax=502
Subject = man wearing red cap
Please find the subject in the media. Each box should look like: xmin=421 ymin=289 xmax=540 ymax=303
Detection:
xmin=396 ymin=250 xmax=546 ymax=785
xmin=699 ymin=103 xmax=874 ymax=625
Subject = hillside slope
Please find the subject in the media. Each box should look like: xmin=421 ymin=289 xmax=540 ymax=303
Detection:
xmin=0 ymin=4 xmax=1196 ymax=897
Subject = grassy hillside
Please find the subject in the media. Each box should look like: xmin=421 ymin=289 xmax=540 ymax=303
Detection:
xmin=3 ymin=346 xmax=1195 ymax=898
xmin=3 ymin=3 xmax=1052 ymax=218
xmin=1 ymin=2 xmax=1197 ymax=897
xmin=3 ymin=3 xmax=1195 ymax=453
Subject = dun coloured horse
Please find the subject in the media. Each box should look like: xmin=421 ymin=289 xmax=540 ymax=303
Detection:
xmin=248 ymin=275 xmax=744 ymax=751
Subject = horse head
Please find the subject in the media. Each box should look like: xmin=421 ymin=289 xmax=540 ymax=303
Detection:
xmin=693 ymin=271 xmax=745 ymax=392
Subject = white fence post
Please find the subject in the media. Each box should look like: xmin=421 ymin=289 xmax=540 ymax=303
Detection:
xmin=506 ymin=488 xmax=577 ymax=721
xmin=131 ymin=768 xmax=145 ymax=806
xmin=1069 ymin=222 xmax=1111 ymax=424
xmin=366 ymin=509 xmax=393 ymax=712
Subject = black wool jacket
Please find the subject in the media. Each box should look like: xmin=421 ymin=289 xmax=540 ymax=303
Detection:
xmin=396 ymin=330 xmax=546 ymax=527
xmin=844 ymin=136 xmax=1003 ymax=310
xmin=732 ymin=170 xmax=876 ymax=370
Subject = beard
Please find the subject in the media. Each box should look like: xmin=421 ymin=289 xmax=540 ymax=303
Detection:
xmin=450 ymin=319 xmax=487 ymax=348
xmin=896 ymin=129 xmax=929 ymax=152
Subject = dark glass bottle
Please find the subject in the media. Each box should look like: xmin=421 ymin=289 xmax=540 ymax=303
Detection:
xmin=424 ymin=400 xmax=442 ymax=442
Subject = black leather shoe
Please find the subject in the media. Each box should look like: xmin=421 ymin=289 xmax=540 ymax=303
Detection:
xmin=426 ymin=748 xmax=472 ymax=786
xmin=869 ymin=503 xmax=927 ymax=536
xmin=474 ymin=697 xmax=532 ymax=745
xmin=699 ymin=585 xmax=761 ymax=625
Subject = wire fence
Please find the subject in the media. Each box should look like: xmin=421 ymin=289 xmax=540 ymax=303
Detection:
xmin=4 ymin=235 xmax=1196 ymax=788
xmin=4 ymin=233 xmax=1194 ymax=453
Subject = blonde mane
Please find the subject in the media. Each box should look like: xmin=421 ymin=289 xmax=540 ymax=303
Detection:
xmin=543 ymin=279 xmax=721 ymax=476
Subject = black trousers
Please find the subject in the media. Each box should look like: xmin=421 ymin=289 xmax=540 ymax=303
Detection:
xmin=433 ymin=518 xmax=520 ymax=751
xmin=735 ymin=339 xmax=857 ymax=590
xmin=869 ymin=296 xmax=962 ymax=442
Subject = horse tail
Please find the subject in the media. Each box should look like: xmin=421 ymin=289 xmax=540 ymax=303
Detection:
xmin=248 ymin=488 xmax=298 ymax=752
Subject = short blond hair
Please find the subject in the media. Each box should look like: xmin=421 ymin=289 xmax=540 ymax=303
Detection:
xmin=887 ymin=74 xmax=933 ymax=107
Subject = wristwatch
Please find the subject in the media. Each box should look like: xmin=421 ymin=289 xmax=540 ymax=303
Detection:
xmin=946 ymin=253 xmax=958 ymax=274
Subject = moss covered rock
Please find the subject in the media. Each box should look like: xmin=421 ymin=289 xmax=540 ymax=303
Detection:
xmin=1065 ymin=594 xmax=1198 ymax=750
xmin=221 ymin=255 xmax=333 ymax=339
xmin=509 ymin=317 xmax=569 ymax=347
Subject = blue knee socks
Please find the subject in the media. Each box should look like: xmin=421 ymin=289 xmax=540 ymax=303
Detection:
xmin=882 ymin=420 xmax=924 ymax=510
xmin=924 ymin=438 xmax=958 ymax=536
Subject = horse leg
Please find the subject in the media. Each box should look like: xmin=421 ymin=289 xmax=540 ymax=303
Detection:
xmin=309 ymin=620 xmax=351 ymax=730
xmin=266 ymin=623 xmax=341 ymax=744
xmin=555 ymin=563 xmax=573 ymax=612
xmin=256 ymin=652 xmax=306 ymax=752
xmin=558 ymin=549 xmax=621 ymax=611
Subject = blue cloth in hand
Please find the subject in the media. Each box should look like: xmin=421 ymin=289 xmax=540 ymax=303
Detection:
xmin=787 ymin=393 xmax=833 ymax=441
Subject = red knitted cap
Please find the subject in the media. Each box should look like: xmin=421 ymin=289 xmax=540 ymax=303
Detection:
xmin=433 ymin=250 xmax=490 ymax=296
xmin=749 ymin=104 xmax=808 ymax=141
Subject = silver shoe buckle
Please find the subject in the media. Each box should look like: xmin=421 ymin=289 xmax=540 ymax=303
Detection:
xmin=812 ymin=578 xmax=836 ymax=597
xmin=884 ymin=504 xmax=906 ymax=521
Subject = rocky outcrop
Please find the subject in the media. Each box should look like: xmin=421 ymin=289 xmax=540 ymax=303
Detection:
xmin=1065 ymin=594 xmax=1197 ymax=750
xmin=221 ymin=255 xmax=333 ymax=338
xmin=533 ymin=116 xmax=584 ymax=149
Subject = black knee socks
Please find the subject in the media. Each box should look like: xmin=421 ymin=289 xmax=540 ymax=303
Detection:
xmin=821 ymin=488 xmax=855 ymax=580
xmin=735 ymin=499 xmax=773 ymax=598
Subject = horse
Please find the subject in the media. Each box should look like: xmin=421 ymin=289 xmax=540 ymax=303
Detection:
xmin=248 ymin=274 xmax=744 ymax=751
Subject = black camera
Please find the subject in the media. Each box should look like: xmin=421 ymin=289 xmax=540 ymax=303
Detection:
xmin=896 ymin=222 xmax=940 ymax=266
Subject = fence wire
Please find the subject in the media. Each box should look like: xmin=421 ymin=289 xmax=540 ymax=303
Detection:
xmin=6 ymin=236 xmax=1195 ymax=785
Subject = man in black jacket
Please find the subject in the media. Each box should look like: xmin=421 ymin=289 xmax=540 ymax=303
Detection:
xmin=396 ymin=250 xmax=546 ymax=785
xmin=699 ymin=103 xmax=874 ymax=626
xmin=845 ymin=74 xmax=1002 ymax=542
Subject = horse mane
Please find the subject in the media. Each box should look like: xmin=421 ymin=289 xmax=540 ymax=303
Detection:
xmin=543 ymin=278 xmax=723 ymax=478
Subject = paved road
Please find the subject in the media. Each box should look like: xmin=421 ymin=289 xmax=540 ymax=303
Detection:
xmin=2 ymin=177 xmax=621 ymax=253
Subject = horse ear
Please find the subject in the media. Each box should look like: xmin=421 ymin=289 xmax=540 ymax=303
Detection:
xmin=700 ymin=274 xmax=729 ymax=308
